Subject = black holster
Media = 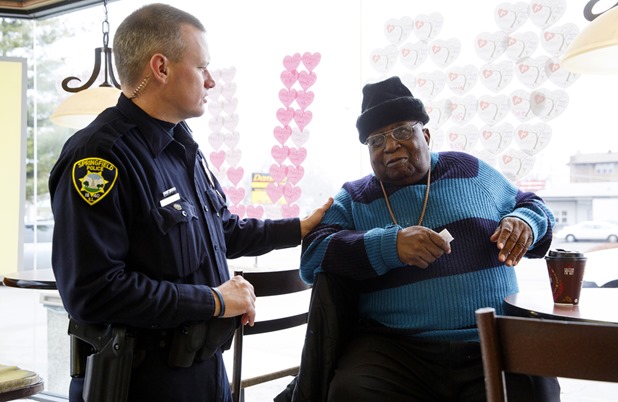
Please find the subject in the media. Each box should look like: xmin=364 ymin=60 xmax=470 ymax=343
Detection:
xmin=68 ymin=318 xmax=134 ymax=402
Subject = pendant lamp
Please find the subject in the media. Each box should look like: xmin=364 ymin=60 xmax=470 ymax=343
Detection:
xmin=50 ymin=0 xmax=121 ymax=129
xmin=560 ymin=4 xmax=618 ymax=74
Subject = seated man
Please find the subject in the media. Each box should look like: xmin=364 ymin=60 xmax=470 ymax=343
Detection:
xmin=299 ymin=76 xmax=560 ymax=402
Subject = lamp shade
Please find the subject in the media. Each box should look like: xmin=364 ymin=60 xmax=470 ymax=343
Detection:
xmin=560 ymin=6 xmax=618 ymax=74
xmin=51 ymin=86 xmax=121 ymax=129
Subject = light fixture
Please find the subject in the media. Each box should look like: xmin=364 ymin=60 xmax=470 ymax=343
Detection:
xmin=560 ymin=4 xmax=618 ymax=74
xmin=51 ymin=0 xmax=121 ymax=129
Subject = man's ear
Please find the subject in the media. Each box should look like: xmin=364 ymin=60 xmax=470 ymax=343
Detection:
xmin=150 ymin=53 xmax=169 ymax=82
xmin=423 ymin=127 xmax=431 ymax=145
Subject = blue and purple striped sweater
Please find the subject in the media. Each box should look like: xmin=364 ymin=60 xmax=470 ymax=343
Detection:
xmin=300 ymin=151 xmax=554 ymax=342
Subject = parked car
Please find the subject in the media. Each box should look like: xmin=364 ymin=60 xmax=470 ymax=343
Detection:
xmin=555 ymin=221 xmax=618 ymax=243
xmin=23 ymin=220 xmax=54 ymax=270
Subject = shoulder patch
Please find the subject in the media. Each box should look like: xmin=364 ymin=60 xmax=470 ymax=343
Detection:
xmin=72 ymin=157 xmax=119 ymax=206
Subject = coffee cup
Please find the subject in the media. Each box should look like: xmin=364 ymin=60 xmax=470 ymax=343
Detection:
xmin=545 ymin=249 xmax=587 ymax=305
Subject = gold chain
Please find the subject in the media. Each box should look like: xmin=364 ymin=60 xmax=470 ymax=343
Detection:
xmin=379 ymin=167 xmax=431 ymax=226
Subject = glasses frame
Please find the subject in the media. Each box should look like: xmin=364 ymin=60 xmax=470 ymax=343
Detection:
xmin=364 ymin=121 xmax=421 ymax=150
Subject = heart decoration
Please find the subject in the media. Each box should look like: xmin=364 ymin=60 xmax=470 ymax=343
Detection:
xmin=384 ymin=17 xmax=414 ymax=45
xmin=480 ymin=123 xmax=514 ymax=154
xmin=499 ymin=148 xmax=536 ymax=181
xmin=479 ymin=61 xmax=514 ymax=92
xmin=294 ymin=110 xmax=313 ymax=131
xmin=474 ymin=31 xmax=508 ymax=62
xmin=222 ymin=98 xmax=238 ymax=115
xmin=425 ymin=99 xmax=453 ymax=128
xmin=266 ymin=182 xmax=284 ymax=204
xmin=514 ymin=122 xmax=552 ymax=155
xmin=429 ymin=38 xmax=462 ymax=68
xmin=446 ymin=64 xmax=478 ymax=95
xmin=370 ymin=45 xmax=398 ymax=73
xmin=494 ymin=2 xmax=529 ymax=33
xmin=477 ymin=94 xmax=510 ymax=126
xmin=400 ymin=74 xmax=417 ymax=92
xmin=509 ymin=89 xmax=534 ymax=122
xmin=225 ymin=149 xmax=242 ymax=167
xmin=296 ymin=90 xmax=315 ymax=111
xmin=281 ymin=203 xmax=301 ymax=218
xmin=279 ymin=88 xmax=298 ymax=108
xmin=446 ymin=124 xmax=479 ymax=151
xmin=505 ymin=31 xmax=539 ymax=60
xmin=229 ymin=204 xmax=246 ymax=218
xmin=415 ymin=70 xmax=446 ymax=100
xmin=209 ymin=115 xmax=224 ymax=133
xmin=530 ymin=88 xmax=569 ymax=121
xmin=449 ymin=95 xmax=478 ymax=125
xmin=283 ymin=182 xmax=302 ymax=203
xmin=274 ymin=126 xmax=292 ymax=145
xmin=280 ymin=70 xmax=298 ymax=89
xmin=428 ymin=128 xmax=445 ymax=151
xmin=209 ymin=150 xmax=226 ymax=170
xmin=221 ymin=83 xmax=236 ymax=102
xmin=220 ymin=67 xmax=236 ymax=84
xmin=287 ymin=166 xmax=305 ymax=185
xmin=298 ymin=71 xmax=317 ymax=90
xmin=223 ymin=131 xmax=240 ymax=149
xmin=473 ymin=149 xmax=498 ymax=167
xmin=288 ymin=147 xmax=308 ymax=167
xmin=399 ymin=41 xmax=429 ymax=70
xmin=223 ymin=114 xmax=239 ymax=132
xmin=515 ymin=56 xmax=550 ymax=89
xmin=413 ymin=12 xmax=444 ymax=42
xmin=225 ymin=184 xmax=245 ymax=203
xmin=276 ymin=107 xmax=295 ymax=126
xmin=208 ymin=100 xmax=223 ymax=116
xmin=283 ymin=53 xmax=301 ymax=71
xmin=545 ymin=57 xmax=579 ymax=88
xmin=528 ymin=0 xmax=567 ymax=29
xmin=301 ymin=52 xmax=321 ymax=72
xmin=246 ymin=205 xmax=265 ymax=220
xmin=540 ymin=23 xmax=579 ymax=56
xmin=269 ymin=163 xmax=288 ymax=183
xmin=291 ymin=127 xmax=310 ymax=147
xmin=271 ymin=145 xmax=290 ymax=165
xmin=208 ymin=131 xmax=224 ymax=150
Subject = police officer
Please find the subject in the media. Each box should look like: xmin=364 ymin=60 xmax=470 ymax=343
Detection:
xmin=48 ymin=4 xmax=331 ymax=401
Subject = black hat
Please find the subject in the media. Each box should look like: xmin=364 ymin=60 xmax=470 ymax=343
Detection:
xmin=356 ymin=76 xmax=430 ymax=144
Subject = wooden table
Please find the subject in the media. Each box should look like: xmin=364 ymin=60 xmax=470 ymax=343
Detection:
xmin=504 ymin=288 xmax=618 ymax=324
xmin=2 ymin=269 xmax=57 ymax=290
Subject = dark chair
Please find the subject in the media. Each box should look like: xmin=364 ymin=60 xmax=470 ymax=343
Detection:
xmin=0 ymin=364 xmax=44 ymax=402
xmin=475 ymin=307 xmax=618 ymax=402
xmin=230 ymin=269 xmax=311 ymax=402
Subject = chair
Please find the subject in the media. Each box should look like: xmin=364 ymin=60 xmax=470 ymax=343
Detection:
xmin=475 ymin=307 xmax=618 ymax=402
xmin=230 ymin=269 xmax=311 ymax=402
xmin=0 ymin=364 xmax=44 ymax=402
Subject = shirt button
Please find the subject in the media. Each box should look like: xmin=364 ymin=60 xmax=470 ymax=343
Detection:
xmin=182 ymin=211 xmax=187 ymax=217
xmin=216 ymin=212 xmax=220 ymax=217
xmin=204 ymin=206 xmax=209 ymax=212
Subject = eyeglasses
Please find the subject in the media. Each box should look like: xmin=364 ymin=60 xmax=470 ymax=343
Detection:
xmin=364 ymin=122 xmax=421 ymax=150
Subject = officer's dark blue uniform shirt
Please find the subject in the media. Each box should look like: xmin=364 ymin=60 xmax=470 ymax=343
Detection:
xmin=49 ymin=93 xmax=301 ymax=329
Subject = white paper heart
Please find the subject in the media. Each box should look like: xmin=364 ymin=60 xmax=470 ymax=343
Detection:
xmin=399 ymin=41 xmax=429 ymax=70
xmin=514 ymin=122 xmax=552 ymax=155
xmin=429 ymin=128 xmax=445 ymax=151
xmin=226 ymin=149 xmax=242 ymax=167
xmin=291 ymin=127 xmax=310 ymax=147
xmin=515 ymin=56 xmax=550 ymax=89
xmin=446 ymin=124 xmax=479 ymax=151
xmin=509 ymin=89 xmax=534 ymax=122
xmin=494 ymin=2 xmax=529 ymax=33
xmin=208 ymin=100 xmax=223 ymax=117
xmin=223 ymin=131 xmax=240 ymax=149
xmin=413 ymin=12 xmax=444 ymax=42
xmin=480 ymin=61 xmax=514 ymax=92
xmin=384 ymin=17 xmax=414 ymax=45
xmin=499 ymin=148 xmax=535 ymax=181
xmin=530 ymin=88 xmax=569 ymax=121
xmin=222 ymin=98 xmax=238 ymax=116
xmin=449 ymin=95 xmax=478 ymax=125
xmin=505 ymin=31 xmax=539 ymax=60
xmin=209 ymin=115 xmax=224 ymax=133
xmin=473 ymin=149 xmax=499 ymax=167
xmin=208 ymin=131 xmax=224 ymax=150
xmin=370 ymin=45 xmax=398 ymax=74
xmin=446 ymin=65 xmax=479 ymax=95
xmin=415 ymin=70 xmax=446 ymax=100
xmin=400 ymin=74 xmax=417 ymax=92
xmin=221 ymin=83 xmax=236 ymax=102
xmin=223 ymin=114 xmax=239 ymax=132
xmin=429 ymin=38 xmax=461 ymax=68
xmin=208 ymin=85 xmax=222 ymax=100
xmin=545 ymin=57 xmax=579 ymax=88
xmin=480 ymin=123 xmax=514 ymax=154
xmin=475 ymin=31 xmax=508 ymax=62
xmin=540 ymin=23 xmax=579 ymax=56
xmin=220 ymin=67 xmax=236 ymax=84
xmin=478 ymin=94 xmax=510 ymax=126
xmin=528 ymin=0 xmax=567 ymax=29
xmin=425 ymin=99 xmax=453 ymax=128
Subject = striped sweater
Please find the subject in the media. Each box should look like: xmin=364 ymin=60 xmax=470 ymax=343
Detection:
xmin=300 ymin=151 xmax=554 ymax=342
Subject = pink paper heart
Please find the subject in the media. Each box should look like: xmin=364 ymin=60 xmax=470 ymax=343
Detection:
xmin=283 ymin=183 xmax=302 ymax=203
xmin=273 ymin=126 xmax=292 ymax=145
xmin=246 ymin=205 xmax=264 ymax=219
xmin=288 ymin=147 xmax=307 ymax=167
xmin=271 ymin=145 xmax=290 ymax=164
xmin=266 ymin=182 xmax=283 ymax=204
xmin=281 ymin=203 xmax=300 ymax=218
xmin=294 ymin=110 xmax=313 ymax=131
xmin=287 ymin=166 xmax=305 ymax=185
xmin=269 ymin=163 xmax=288 ymax=183
xmin=209 ymin=151 xmax=225 ymax=170
xmin=283 ymin=53 xmax=301 ymax=71
xmin=229 ymin=204 xmax=246 ymax=218
xmin=227 ymin=167 xmax=244 ymax=186
xmin=278 ymin=88 xmax=297 ymax=108
xmin=280 ymin=70 xmax=298 ymax=89
xmin=225 ymin=186 xmax=245 ymax=205
xmin=296 ymin=90 xmax=315 ymax=111
xmin=276 ymin=107 xmax=295 ymax=126
xmin=301 ymin=52 xmax=321 ymax=72
xmin=298 ymin=71 xmax=317 ymax=90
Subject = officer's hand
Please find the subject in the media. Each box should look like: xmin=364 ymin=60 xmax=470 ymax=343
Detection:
xmin=300 ymin=197 xmax=333 ymax=238
xmin=396 ymin=226 xmax=451 ymax=268
xmin=214 ymin=275 xmax=257 ymax=326
xmin=490 ymin=217 xmax=532 ymax=267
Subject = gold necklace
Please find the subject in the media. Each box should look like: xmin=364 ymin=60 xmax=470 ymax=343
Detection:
xmin=379 ymin=167 xmax=431 ymax=226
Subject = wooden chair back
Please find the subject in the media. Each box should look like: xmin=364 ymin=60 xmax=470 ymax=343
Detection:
xmin=475 ymin=307 xmax=618 ymax=402
xmin=231 ymin=269 xmax=311 ymax=402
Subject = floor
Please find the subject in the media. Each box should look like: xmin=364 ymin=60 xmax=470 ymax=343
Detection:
xmin=2 ymin=246 xmax=618 ymax=401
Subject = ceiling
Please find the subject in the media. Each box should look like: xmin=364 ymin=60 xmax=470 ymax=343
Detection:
xmin=0 ymin=0 xmax=113 ymax=19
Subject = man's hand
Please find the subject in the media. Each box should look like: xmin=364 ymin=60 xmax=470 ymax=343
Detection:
xmin=396 ymin=226 xmax=451 ymax=268
xmin=490 ymin=217 xmax=532 ymax=266
xmin=214 ymin=275 xmax=257 ymax=326
xmin=300 ymin=197 xmax=334 ymax=238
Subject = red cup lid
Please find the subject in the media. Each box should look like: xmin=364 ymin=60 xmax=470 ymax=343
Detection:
xmin=545 ymin=249 xmax=586 ymax=259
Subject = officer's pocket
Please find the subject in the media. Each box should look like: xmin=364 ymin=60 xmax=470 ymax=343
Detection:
xmin=150 ymin=200 xmax=201 ymax=277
